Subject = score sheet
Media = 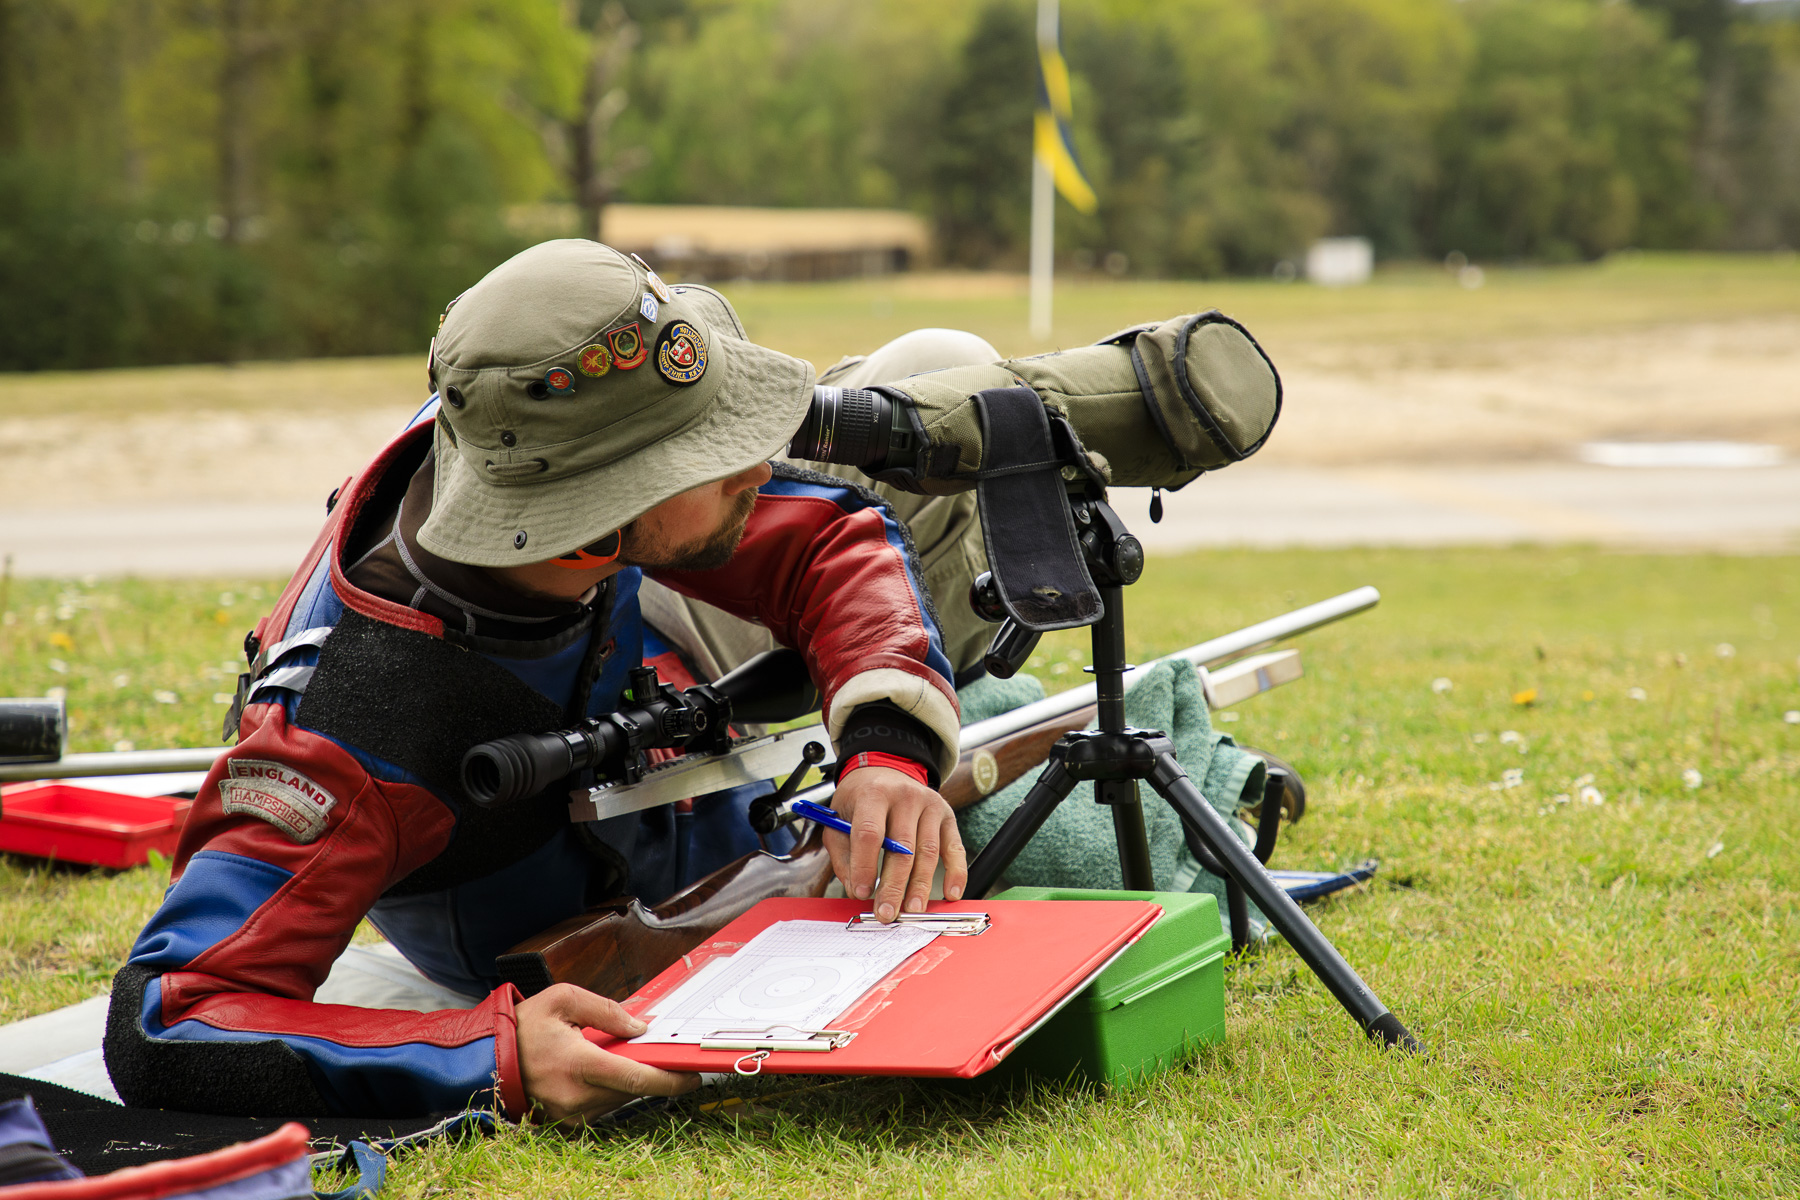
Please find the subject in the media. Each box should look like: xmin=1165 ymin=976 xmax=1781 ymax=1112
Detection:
xmin=634 ymin=919 xmax=938 ymax=1044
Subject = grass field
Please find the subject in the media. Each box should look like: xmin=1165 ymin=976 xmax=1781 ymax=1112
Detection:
xmin=4 ymin=546 xmax=1798 ymax=1196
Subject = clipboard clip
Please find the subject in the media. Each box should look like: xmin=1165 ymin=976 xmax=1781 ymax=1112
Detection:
xmin=698 ymin=1026 xmax=857 ymax=1074
xmin=847 ymin=911 xmax=991 ymax=935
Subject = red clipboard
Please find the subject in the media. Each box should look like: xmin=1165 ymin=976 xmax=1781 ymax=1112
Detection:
xmin=583 ymin=897 xmax=1162 ymax=1078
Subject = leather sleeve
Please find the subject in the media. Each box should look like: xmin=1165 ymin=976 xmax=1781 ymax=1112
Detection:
xmin=648 ymin=465 xmax=960 ymax=777
xmin=103 ymin=702 xmax=527 ymax=1119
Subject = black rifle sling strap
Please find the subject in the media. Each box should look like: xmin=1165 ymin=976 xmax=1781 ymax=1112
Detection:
xmin=972 ymin=385 xmax=1102 ymax=631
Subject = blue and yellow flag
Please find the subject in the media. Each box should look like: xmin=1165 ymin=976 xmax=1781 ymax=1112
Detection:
xmin=1035 ymin=15 xmax=1097 ymax=214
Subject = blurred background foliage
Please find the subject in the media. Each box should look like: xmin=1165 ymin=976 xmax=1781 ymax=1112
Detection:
xmin=1 ymin=0 xmax=1797 ymax=369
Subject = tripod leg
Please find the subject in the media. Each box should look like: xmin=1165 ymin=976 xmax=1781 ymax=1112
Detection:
xmin=1183 ymin=835 xmax=1251 ymax=952
xmin=1103 ymin=781 xmax=1156 ymax=891
xmin=1149 ymin=751 xmax=1423 ymax=1052
xmin=965 ymin=756 xmax=1081 ymax=899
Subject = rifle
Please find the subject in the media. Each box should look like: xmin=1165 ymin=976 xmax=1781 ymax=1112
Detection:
xmin=495 ymin=587 xmax=1376 ymax=1000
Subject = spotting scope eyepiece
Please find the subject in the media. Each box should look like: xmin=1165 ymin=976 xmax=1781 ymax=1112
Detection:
xmin=786 ymin=386 xmax=919 ymax=474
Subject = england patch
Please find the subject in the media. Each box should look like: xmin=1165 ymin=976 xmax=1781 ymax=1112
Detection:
xmin=219 ymin=759 xmax=338 ymax=843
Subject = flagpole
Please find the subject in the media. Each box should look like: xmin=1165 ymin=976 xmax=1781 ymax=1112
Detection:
xmin=1028 ymin=0 xmax=1057 ymax=341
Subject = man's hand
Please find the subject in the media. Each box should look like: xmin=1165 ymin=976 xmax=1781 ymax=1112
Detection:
xmin=516 ymin=983 xmax=699 ymax=1127
xmin=828 ymin=766 xmax=968 ymax=921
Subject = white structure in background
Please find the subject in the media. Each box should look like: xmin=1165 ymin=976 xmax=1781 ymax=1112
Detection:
xmin=1306 ymin=237 xmax=1374 ymax=287
xmin=1578 ymin=442 xmax=1787 ymax=468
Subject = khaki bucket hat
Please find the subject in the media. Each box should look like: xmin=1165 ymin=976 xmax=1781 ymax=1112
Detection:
xmin=418 ymin=239 xmax=816 ymax=566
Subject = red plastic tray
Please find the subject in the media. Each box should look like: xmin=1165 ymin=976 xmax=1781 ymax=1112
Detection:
xmin=0 ymin=781 xmax=192 ymax=868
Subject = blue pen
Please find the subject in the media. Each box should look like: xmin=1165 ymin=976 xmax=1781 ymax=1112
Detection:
xmin=790 ymin=799 xmax=914 ymax=856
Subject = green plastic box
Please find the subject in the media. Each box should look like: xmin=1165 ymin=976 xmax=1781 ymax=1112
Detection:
xmin=986 ymin=887 xmax=1229 ymax=1085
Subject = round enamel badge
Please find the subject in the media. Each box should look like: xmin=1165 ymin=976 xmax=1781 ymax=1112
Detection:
xmin=577 ymin=343 xmax=612 ymax=377
xmin=655 ymin=321 xmax=707 ymax=386
xmin=544 ymin=366 xmax=576 ymax=394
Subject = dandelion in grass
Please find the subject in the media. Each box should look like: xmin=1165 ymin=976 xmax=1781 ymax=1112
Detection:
xmin=1628 ymin=687 xmax=1648 ymax=701
xmin=48 ymin=631 xmax=73 ymax=651
xmin=1683 ymin=768 xmax=1703 ymax=790
xmin=1512 ymin=688 xmax=1537 ymax=706
xmin=153 ymin=689 xmax=178 ymax=704
xmin=1431 ymin=677 xmax=1453 ymax=694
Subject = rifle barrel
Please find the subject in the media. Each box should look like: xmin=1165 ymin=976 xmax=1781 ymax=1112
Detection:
xmin=0 ymin=746 xmax=226 ymax=783
xmin=956 ymin=585 xmax=1379 ymax=751
xmin=773 ymin=585 xmax=1379 ymax=820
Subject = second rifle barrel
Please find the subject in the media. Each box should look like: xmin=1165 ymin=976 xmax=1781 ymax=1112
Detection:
xmin=956 ymin=585 xmax=1380 ymax=751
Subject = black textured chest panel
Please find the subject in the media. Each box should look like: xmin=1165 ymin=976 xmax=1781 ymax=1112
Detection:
xmin=295 ymin=609 xmax=570 ymax=896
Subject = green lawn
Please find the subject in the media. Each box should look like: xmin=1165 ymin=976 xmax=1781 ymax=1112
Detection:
xmin=4 ymin=547 xmax=1798 ymax=1196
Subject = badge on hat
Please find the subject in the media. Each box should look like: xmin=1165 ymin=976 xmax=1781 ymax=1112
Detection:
xmin=578 ymin=343 xmax=612 ymax=377
xmin=639 ymin=293 xmax=659 ymax=323
xmin=606 ymin=322 xmax=648 ymax=370
xmin=631 ymin=252 xmax=672 ymax=302
xmin=544 ymin=366 xmax=576 ymax=394
xmin=655 ymin=320 xmax=708 ymax=386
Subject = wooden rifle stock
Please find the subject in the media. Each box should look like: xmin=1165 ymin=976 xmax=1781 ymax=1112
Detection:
xmin=495 ymin=706 xmax=1095 ymax=1000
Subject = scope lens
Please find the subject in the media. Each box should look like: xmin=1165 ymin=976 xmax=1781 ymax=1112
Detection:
xmin=789 ymin=386 xmax=894 ymax=472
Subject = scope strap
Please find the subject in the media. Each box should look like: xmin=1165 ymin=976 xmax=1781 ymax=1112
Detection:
xmin=972 ymin=386 xmax=1102 ymax=632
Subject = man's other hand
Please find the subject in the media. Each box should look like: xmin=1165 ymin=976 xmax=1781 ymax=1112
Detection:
xmin=516 ymin=983 xmax=699 ymax=1127
xmin=829 ymin=766 xmax=968 ymax=920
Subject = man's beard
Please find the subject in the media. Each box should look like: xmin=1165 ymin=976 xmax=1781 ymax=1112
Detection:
xmin=621 ymin=487 xmax=757 ymax=571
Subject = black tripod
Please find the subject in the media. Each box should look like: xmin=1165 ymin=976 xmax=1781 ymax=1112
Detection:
xmin=963 ymin=485 xmax=1421 ymax=1052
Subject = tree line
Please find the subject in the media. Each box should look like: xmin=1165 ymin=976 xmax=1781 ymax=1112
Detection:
xmin=1 ymin=0 xmax=1795 ymax=370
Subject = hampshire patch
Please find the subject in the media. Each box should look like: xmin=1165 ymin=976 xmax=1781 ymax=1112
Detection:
xmin=655 ymin=320 xmax=708 ymax=386
xmin=218 ymin=759 xmax=338 ymax=843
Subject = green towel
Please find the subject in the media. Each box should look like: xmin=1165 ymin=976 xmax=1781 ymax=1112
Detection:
xmin=956 ymin=660 xmax=1266 ymax=915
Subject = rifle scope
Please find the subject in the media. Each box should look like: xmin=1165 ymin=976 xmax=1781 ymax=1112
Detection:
xmin=460 ymin=649 xmax=821 ymax=808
